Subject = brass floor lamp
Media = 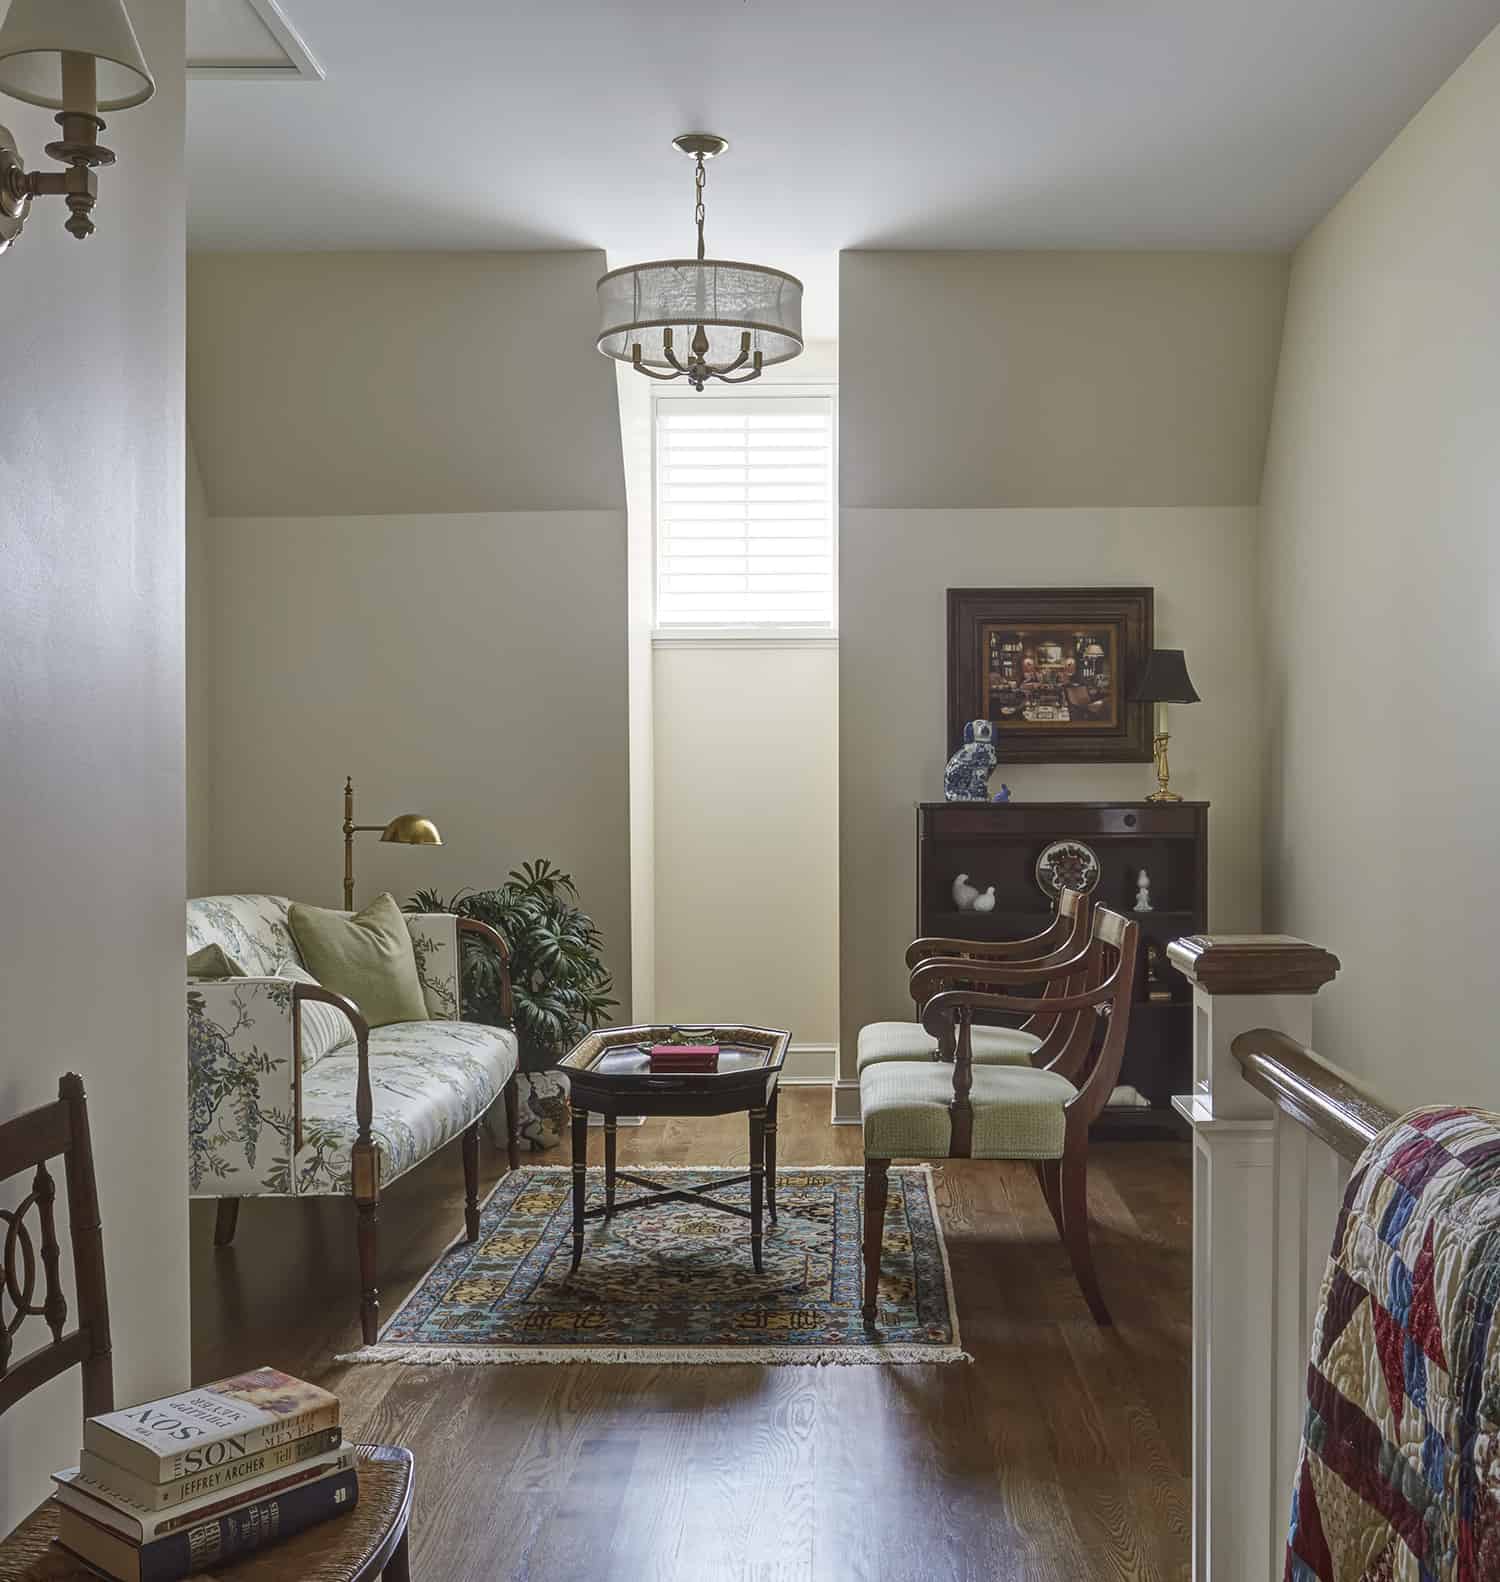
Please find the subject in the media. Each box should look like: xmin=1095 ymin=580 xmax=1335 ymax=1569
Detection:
xmin=342 ymin=777 xmax=442 ymax=909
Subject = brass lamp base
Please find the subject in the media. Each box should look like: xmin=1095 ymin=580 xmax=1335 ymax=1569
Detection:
xmin=1146 ymin=732 xmax=1183 ymax=803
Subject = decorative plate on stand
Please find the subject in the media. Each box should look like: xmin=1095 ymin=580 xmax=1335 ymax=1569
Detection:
xmin=1036 ymin=839 xmax=1102 ymax=898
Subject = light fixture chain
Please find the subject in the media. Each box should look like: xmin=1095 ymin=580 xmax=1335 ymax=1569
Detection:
xmin=694 ymin=155 xmax=706 ymax=262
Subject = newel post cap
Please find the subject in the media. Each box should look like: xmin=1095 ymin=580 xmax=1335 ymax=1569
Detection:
xmin=1166 ymin=933 xmax=1341 ymax=995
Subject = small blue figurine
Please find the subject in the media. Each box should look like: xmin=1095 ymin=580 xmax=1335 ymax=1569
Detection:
xmin=992 ymin=784 xmax=1011 ymax=803
xmin=944 ymin=719 xmax=998 ymax=802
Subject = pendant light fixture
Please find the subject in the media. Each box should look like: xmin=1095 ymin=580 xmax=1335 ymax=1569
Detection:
xmin=597 ymin=134 xmax=803 ymax=391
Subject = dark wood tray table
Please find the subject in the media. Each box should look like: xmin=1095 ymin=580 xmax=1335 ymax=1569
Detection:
xmin=558 ymin=1023 xmax=791 ymax=1274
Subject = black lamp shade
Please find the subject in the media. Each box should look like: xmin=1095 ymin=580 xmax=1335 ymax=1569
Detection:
xmin=1131 ymin=649 xmax=1200 ymax=704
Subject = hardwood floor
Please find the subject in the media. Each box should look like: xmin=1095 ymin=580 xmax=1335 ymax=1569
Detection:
xmin=190 ymin=1091 xmax=1191 ymax=1582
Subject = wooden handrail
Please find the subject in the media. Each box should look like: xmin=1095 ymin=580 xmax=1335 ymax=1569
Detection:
xmin=1231 ymin=1028 xmax=1399 ymax=1162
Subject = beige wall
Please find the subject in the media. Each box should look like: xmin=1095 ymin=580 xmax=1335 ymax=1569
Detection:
xmin=653 ymin=645 xmax=839 ymax=1065
xmin=838 ymin=251 xmax=1286 ymax=1100
xmin=0 ymin=0 xmax=188 ymax=1529
xmin=1260 ymin=23 xmax=1500 ymax=1110
xmin=188 ymin=252 xmax=624 ymax=516
xmin=194 ymin=512 xmax=629 ymax=994
xmin=187 ymin=253 xmax=631 ymax=1008
xmin=841 ymin=251 xmax=1288 ymax=508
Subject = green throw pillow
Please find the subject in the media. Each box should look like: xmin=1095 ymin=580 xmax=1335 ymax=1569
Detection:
xmin=187 ymin=943 xmax=245 ymax=979
xmin=287 ymin=893 xmax=428 ymax=1029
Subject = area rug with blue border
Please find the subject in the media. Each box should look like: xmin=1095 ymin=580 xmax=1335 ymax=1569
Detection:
xmin=338 ymin=1164 xmax=966 ymax=1366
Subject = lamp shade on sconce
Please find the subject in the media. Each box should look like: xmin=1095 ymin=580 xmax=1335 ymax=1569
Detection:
xmin=379 ymin=814 xmax=443 ymax=847
xmin=0 ymin=0 xmax=155 ymax=111
xmin=1131 ymin=649 xmax=1200 ymax=705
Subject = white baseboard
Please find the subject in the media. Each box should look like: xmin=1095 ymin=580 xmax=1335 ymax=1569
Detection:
xmin=781 ymin=1043 xmax=837 ymax=1086
xmin=830 ymin=1078 xmax=862 ymax=1125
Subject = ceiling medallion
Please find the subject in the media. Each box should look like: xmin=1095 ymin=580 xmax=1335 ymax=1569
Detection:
xmin=596 ymin=133 xmax=804 ymax=391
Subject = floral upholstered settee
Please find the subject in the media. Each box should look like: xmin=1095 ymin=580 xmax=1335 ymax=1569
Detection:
xmin=186 ymin=894 xmax=519 ymax=1343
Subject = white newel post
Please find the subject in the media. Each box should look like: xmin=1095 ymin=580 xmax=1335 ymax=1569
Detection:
xmin=1167 ymin=935 xmax=1341 ymax=1582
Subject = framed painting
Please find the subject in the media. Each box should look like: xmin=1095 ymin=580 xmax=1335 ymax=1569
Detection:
xmin=946 ymin=587 xmax=1154 ymax=763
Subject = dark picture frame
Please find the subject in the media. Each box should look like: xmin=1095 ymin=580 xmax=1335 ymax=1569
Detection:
xmin=946 ymin=587 xmax=1154 ymax=763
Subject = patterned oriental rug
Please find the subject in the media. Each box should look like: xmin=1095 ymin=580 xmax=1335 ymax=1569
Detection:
xmin=339 ymin=1165 xmax=966 ymax=1366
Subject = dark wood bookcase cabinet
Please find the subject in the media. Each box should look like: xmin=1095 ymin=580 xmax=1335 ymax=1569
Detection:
xmin=916 ymin=801 xmax=1208 ymax=1134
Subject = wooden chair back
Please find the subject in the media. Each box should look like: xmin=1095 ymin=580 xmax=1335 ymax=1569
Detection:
xmin=904 ymin=884 xmax=1091 ymax=974
xmin=0 ymin=1073 xmax=112 ymax=1419
xmin=921 ymin=908 xmax=1141 ymax=1156
xmin=908 ymin=891 xmax=1102 ymax=1074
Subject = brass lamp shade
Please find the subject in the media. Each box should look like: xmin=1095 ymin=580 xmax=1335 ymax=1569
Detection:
xmin=379 ymin=814 xmax=442 ymax=846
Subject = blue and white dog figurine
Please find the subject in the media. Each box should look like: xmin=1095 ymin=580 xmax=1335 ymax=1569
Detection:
xmin=944 ymin=718 xmax=998 ymax=802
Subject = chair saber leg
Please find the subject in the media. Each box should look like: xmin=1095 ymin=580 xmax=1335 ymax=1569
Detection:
xmin=1060 ymin=1152 xmax=1112 ymax=1325
xmin=604 ymin=1117 xmax=617 ymax=1217
xmin=862 ymin=1158 xmax=890 ymax=1326
xmin=1035 ymin=1160 xmax=1065 ymax=1242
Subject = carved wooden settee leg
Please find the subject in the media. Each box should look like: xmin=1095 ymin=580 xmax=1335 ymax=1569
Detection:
xmin=504 ymin=1072 xmax=521 ymax=1172
xmin=463 ymin=1120 xmax=481 ymax=1241
xmin=213 ymin=1197 xmax=240 ymax=1247
xmin=352 ymin=1140 xmax=381 ymax=1346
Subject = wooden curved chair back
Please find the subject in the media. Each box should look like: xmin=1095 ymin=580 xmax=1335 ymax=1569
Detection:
xmin=904 ymin=884 xmax=1092 ymax=975
xmin=0 ymin=1073 xmax=112 ymax=1420
xmin=908 ymin=890 xmax=1104 ymax=1077
xmin=921 ymin=908 xmax=1141 ymax=1157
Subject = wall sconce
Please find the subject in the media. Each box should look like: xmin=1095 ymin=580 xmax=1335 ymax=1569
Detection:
xmin=0 ymin=0 xmax=155 ymax=254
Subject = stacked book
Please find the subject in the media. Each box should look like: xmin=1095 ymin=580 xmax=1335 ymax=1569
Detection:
xmin=648 ymin=1041 xmax=720 ymax=1073
xmin=52 ymin=1366 xmax=357 ymax=1581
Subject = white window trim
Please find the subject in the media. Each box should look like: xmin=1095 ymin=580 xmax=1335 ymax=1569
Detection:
xmin=650 ymin=381 xmax=839 ymax=645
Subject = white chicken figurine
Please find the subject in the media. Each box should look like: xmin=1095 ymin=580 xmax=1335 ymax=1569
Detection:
xmin=972 ymin=887 xmax=997 ymax=913
xmin=951 ymin=873 xmax=979 ymax=911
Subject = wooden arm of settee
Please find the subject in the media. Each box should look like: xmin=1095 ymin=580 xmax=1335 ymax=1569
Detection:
xmin=291 ymin=982 xmax=368 ymax=1159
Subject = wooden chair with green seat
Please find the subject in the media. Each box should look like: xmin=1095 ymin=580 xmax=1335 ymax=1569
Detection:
xmin=860 ymin=907 xmax=1140 ymax=1328
xmin=856 ymin=886 xmax=1093 ymax=1075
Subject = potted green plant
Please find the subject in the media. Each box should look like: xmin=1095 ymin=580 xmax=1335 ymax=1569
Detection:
xmin=409 ymin=859 xmax=617 ymax=1150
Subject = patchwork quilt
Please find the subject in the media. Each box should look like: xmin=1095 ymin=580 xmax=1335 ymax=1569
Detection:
xmin=1286 ymin=1106 xmax=1500 ymax=1581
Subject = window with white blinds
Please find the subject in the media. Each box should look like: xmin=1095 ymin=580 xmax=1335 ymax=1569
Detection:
xmin=654 ymin=394 xmax=836 ymax=628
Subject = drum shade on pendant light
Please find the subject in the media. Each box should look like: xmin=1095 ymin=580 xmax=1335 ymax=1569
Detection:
xmin=0 ymin=0 xmax=156 ymax=252
xmin=597 ymin=133 xmax=803 ymax=391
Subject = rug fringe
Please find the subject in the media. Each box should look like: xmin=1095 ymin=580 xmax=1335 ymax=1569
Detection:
xmin=336 ymin=1343 xmax=971 ymax=1368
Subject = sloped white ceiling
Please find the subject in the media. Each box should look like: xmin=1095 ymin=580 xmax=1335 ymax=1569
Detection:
xmin=184 ymin=2 xmax=1500 ymax=336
